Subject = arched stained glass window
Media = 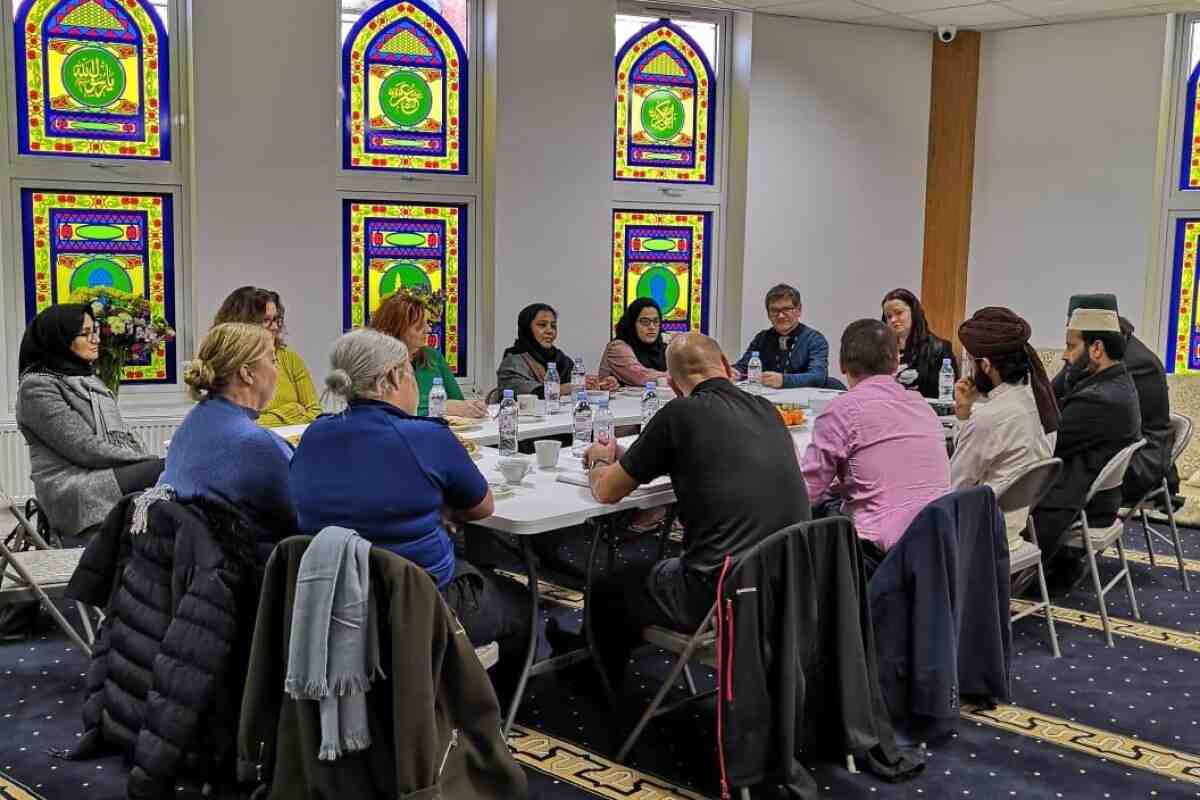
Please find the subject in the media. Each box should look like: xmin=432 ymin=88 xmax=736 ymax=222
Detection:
xmin=614 ymin=19 xmax=714 ymax=185
xmin=611 ymin=209 xmax=710 ymax=336
xmin=342 ymin=0 xmax=467 ymax=174
xmin=21 ymin=188 xmax=176 ymax=383
xmin=343 ymin=199 xmax=468 ymax=375
xmin=14 ymin=0 xmax=169 ymax=160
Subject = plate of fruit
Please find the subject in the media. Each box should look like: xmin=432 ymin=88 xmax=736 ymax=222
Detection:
xmin=776 ymin=405 xmax=808 ymax=431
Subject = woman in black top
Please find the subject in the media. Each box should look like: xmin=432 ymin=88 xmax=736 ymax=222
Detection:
xmin=881 ymin=288 xmax=958 ymax=399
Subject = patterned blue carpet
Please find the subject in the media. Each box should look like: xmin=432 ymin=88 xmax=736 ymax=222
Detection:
xmin=4 ymin=519 xmax=1200 ymax=799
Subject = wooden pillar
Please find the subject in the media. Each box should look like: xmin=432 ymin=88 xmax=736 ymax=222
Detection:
xmin=920 ymin=31 xmax=981 ymax=352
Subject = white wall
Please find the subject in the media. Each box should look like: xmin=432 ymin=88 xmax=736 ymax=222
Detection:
xmin=968 ymin=16 xmax=1167 ymax=349
xmin=191 ymin=0 xmax=340 ymax=385
xmin=741 ymin=15 xmax=932 ymax=374
xmin=491 ymin=0 xmax=614 ymax=371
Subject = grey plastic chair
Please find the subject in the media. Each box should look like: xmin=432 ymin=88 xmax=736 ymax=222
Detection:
xmin=1065 ymin=439 xmax=1146 ymax=647
xmin=998 ymin=458 xmax=1063 ymax=658
xmin=1121 ymin=414 xmax=1192 ymax=591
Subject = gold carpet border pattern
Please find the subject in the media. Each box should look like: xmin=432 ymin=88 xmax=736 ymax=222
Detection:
xmin=1011 ymin=599 xmax=1200 ymax=653
xmin=496 ymin=571 xmax=585 ymax=609
xmin=0 ymin=772 xmax=44 ymax=800
xmin=509 ymin=724 xmax=710 ymax=799
xmin=964 ymin=704 xmax=1200 ymax=785
xmin=1102 ymin=546 xmax=1200 ymax=573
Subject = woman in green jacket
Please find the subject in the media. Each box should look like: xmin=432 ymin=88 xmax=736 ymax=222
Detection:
xmin=369 ymin=289 xmax=486 ymax=418
xmin=212 ymin=286 xmax=322 ymax=427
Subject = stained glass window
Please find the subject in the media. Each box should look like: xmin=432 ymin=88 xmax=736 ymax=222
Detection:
xmin=1168 ymin=219 xmax=1200 ymax=373
xmin=342 ymin=0 xmax=467 ymax=174
xmin=614 ymin=18 xmax=715 ymax=185
xmin=343 ymin=200 xmax=468 ymax=375
xmin=13 ymin=0 xmax=169 ymax=160
xmin=611 ymin=209 xmax=710 ymax=337
xmin=21 ymin=188 xmax=175 ymax=383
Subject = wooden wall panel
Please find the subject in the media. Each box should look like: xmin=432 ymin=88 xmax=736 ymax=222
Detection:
xmin=921 ymin=31 xmax=981 ymax=352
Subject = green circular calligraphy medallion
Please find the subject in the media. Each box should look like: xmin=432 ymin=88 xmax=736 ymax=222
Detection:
xmin=635 ymin=265 xmax=681 ymax=315
xmin=379 ymin=70 xmax=433 ymax=128
xmin=640 ymin=89 xmax=685 ymax=142
xmin=62 ymin=47 xmax=126 ymax=109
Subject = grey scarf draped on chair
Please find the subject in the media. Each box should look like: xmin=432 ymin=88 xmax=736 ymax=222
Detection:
xmin=285 ymin=526 xmax=383 ymax=760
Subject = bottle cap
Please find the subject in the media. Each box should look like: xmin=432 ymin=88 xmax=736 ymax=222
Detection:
xmin=646 ymin=381 xmax=656 ymax=389
xmin=752 ymin=351 xmax=760 ymax=357
xmin=432 ymin=377 xmax=443 ymax=386
xmin=503 ymin=389 xmax=513 ymax=399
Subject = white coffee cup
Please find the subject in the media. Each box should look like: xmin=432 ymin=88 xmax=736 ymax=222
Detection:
xmin=498 ymin=457 xmax=531 ymax=485
xmin=517 ymin=394 xmax=537 ymax=415
xmin=534 ymin=439 xmax=561 ymax=469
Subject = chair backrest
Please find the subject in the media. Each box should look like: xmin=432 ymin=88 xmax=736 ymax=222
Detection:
xmin=1084 ymin=439 xmax=1147 ymax=502
xmin=724 ymin=516 xmax=851 ymax=586
xmin=1170 ymin=413 xmax=1194 ymax=465
xmin=995 ymin=458 xmax=1063 ymax=515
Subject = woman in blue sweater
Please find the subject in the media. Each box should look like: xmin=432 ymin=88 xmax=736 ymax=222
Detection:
xmin=289 ymin=329 xmax=530 ymax=696
xmin=159 ymin=323 xmax=297 ymax=541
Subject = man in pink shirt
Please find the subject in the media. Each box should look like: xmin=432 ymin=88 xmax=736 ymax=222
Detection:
xmin=802 ymin=319 xmax=951 ymax=569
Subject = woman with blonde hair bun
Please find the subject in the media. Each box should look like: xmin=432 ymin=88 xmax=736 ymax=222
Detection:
xmin=290 ymin=329 xmax=531 ymax=698
xmin=158 ymin=323 xmax=297 ymax=540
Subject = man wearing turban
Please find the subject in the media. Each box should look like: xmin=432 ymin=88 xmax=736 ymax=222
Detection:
xmin=1032 ymin=300 xmax=1141 ymax=590
xmin=953 ymin=308 xmax=1057 ymax=565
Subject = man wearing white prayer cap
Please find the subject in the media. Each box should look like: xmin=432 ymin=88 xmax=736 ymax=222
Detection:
xmin=1031 ymin=297 xmax=1141 ymax=592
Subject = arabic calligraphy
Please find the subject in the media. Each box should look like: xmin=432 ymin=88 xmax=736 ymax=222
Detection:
xmin=72 ymin=56 xmax=116 ymax=100
xmin=389 ymin=82 xmax=422 ymax=116
xmin=61 ymin=47 xmax=125 ymax=108
xmin=647 ymin=98 xmax=676 ymax=133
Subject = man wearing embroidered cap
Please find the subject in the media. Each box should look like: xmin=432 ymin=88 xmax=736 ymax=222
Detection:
xmin=1033 ymin=300 xmax=1141 ymax=589
xmin=1053 ymin=294 xmax=1179 ymax=508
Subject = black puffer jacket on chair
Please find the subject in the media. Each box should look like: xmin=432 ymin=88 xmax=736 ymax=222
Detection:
xmin=65 ymin=492 xmax=263 ymax=800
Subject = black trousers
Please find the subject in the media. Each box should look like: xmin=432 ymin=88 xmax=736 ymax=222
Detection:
xmin=113 ymin=458 xmax=165 ymax=495
xmin=440 ymin=560 xmax=531 ymax=698
xmin=590 ymin=557 xmax=715 ymax=691
xmin=1034 ymin=487 xmax=1121 ymax=577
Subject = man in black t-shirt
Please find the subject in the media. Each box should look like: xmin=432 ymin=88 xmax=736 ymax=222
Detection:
xmin=584 ymin=333 xmax=811 ymax=692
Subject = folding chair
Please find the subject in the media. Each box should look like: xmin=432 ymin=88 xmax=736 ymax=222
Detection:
xmin=0 ymin=484 xmax=95 ymax=656
xmin=1122 ymin=413 xmax=1192 ymax=591
xmin=1064 ymin=439 xmax=1146 ymax=647
xmin=614 ymin=518 xmax=848 ymax=798
xmin=998 ymin=458 xmax=1063 ymax=658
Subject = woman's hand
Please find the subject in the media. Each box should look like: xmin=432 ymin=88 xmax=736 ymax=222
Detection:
xmin=446 ymin=399 xmax=487 ymax=419
xmin=585 ymin=375 xmax=619 ymax=391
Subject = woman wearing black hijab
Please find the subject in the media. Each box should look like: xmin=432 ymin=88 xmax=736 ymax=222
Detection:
xmin=496 ymin=303 xmax=617 ymax=398
xmin=882 ymin=288 xmax=959 ymax=399
xmin=15 ymin=304 xmax=163 ymax=537
xmin=599 ymin=298 xmax=669 ymax=387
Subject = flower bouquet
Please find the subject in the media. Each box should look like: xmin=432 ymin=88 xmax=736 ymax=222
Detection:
xmin=68 ymin=287 xmax=176 ymax=397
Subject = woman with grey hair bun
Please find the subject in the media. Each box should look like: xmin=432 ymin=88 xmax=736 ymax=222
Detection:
xmin=290 ymin=328 xmax=532 ymax=697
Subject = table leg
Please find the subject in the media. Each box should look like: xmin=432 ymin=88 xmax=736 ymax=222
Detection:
xmin=504 ymin=536 xmax=542 ymax=737
xmin=584 ymin=518 xmax=618 ymax=707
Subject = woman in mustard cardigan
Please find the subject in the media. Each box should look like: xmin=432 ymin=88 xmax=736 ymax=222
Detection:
xmin=212 ymin=286 xmax=321 ymax=427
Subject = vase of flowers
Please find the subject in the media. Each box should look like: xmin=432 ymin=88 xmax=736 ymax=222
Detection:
xmin=69 ymin=287 xmax=176 ymax=398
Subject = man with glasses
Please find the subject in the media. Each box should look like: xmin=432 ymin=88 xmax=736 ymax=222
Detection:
xmin=734 ymin=283 xmax=829 ymax=388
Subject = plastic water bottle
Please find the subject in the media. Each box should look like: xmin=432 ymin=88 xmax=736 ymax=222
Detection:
xmin=572 ymin=390 xmax=592 ymax=457
xmin=747 ymin=351 xmax=763 ymax=393
xmin=939 ymin=358 xmax=955 ymax=403
xmin=642 ymin=381 xmax=660 ymax=427
xmin=593 ymin=398 xmax=615 ymax=447
xmin=545 ymin=362 xmax=560 ymax=411
xmin=428 ymin=377 xmax=447 ymax=418
xmin=498 ymin=389 xmax=519 ymax=457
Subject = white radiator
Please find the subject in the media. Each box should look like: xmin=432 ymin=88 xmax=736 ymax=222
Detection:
xmin=0 ymin=417 xmax=183 ymax=500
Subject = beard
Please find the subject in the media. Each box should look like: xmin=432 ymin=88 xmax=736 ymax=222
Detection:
xmin=973 ymin=366 xmax=995 ymax=396
xmin=1065 ymin=350 xmax=1093 ymax=385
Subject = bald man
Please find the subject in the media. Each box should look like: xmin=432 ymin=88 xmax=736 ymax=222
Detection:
xmin=584 ymin=333 xmax=811 ymax=693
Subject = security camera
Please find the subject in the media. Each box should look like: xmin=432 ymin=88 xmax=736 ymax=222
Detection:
xmin=937 ymin=25 xmax=957 ymax=43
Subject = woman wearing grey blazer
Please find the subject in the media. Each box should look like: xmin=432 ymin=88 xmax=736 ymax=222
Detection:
xmin=15 ymin=305 xmax=163 ymax=537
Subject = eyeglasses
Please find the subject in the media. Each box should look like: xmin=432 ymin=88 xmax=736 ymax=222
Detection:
xmin=768 ymin=306 xmax=798 ymax=318
xmin=76 ymin=328 xmax=100 ymax=342
xmin=636 ymin=317 xmax=660 ymax=328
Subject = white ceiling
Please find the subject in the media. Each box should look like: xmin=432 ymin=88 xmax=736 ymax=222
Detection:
xmin=636 ymin=0 xmax=1200 ymax=31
